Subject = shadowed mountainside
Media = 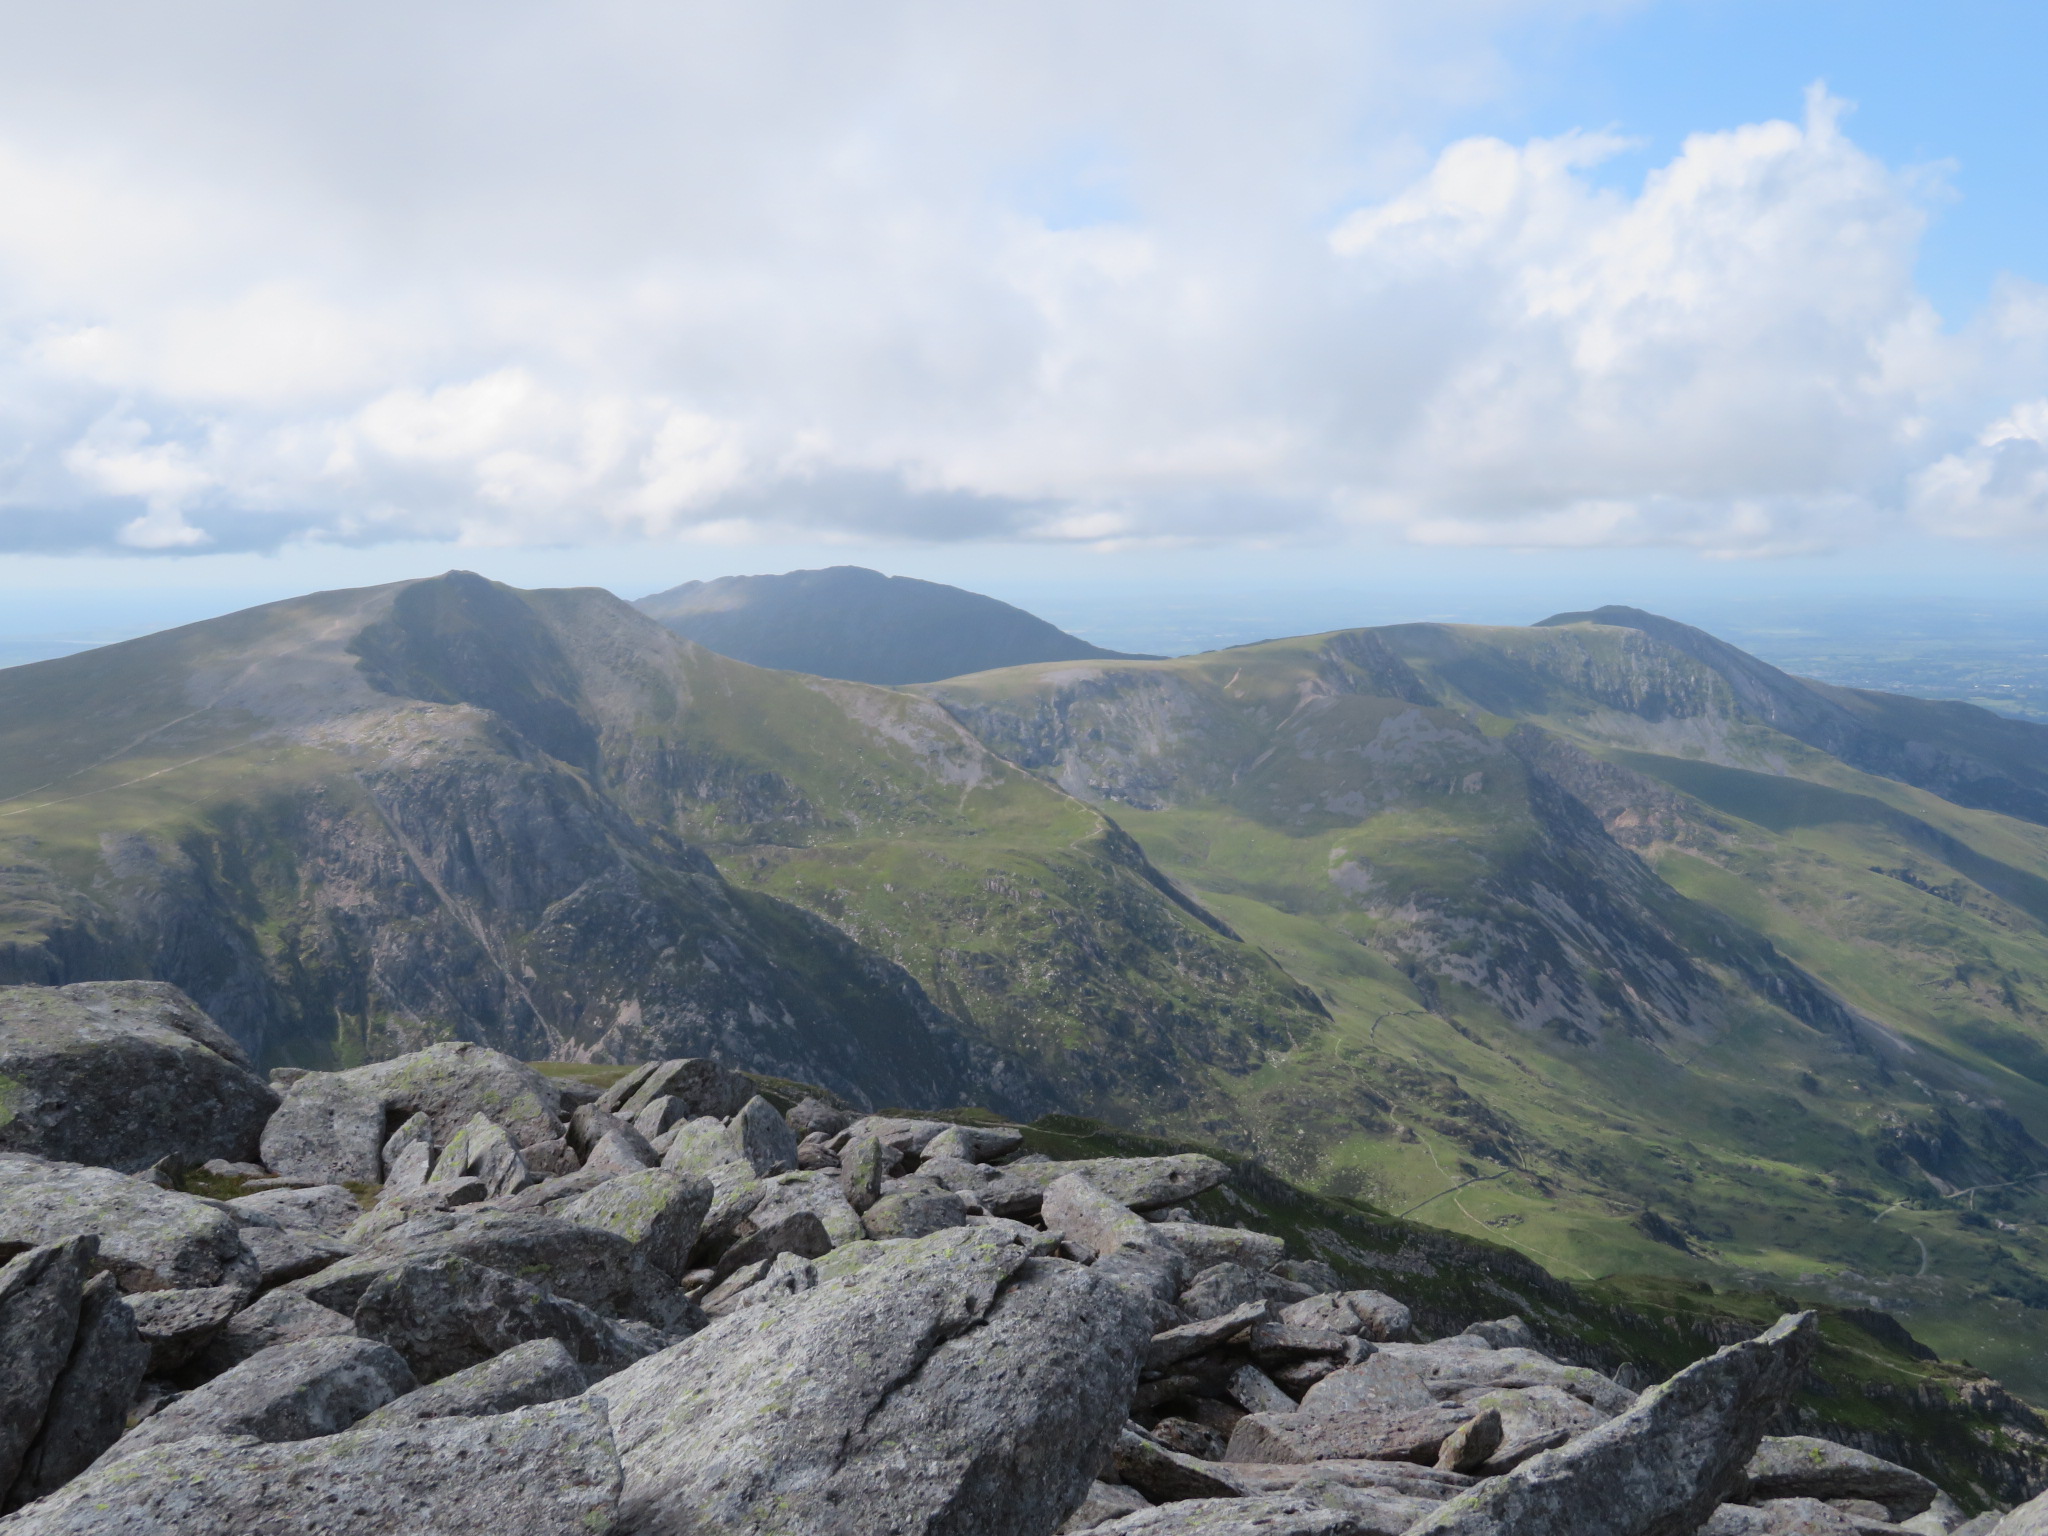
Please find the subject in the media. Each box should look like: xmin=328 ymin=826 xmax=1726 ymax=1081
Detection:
xmin=634 ymin=564 xmax=1157 ymax=684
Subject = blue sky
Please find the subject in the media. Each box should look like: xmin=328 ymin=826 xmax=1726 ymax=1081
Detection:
xmin=1 ymin=0 xmax=2045 ymax=644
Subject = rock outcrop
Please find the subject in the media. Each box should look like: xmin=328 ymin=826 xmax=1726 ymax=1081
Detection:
xmin=0 ymin=983 xmax=277 ymax=1172
xmin=0 ymin=1039 xmax=2007 ymax=1536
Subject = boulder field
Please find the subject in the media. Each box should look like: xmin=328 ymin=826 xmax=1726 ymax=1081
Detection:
xmin=0 ymin=982 xmax=2032 ymax=1534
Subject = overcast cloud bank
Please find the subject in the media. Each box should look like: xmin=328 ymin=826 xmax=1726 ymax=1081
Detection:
xmin=2 ymin=1 xmax=2044 ymax=558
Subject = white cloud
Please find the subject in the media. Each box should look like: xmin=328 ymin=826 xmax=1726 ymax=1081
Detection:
xmin=0 ymin=5 xmax=2036 ymax=557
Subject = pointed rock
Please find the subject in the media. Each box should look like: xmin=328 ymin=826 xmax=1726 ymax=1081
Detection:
xmin=0 ymin=1238 xmax=92 ymax=1496
xmin=7 ymin=1271 xmax=148 ymax=1507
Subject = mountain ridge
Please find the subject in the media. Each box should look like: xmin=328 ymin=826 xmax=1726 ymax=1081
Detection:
xmin=635 ymin=564 xmax=1158 ymax=683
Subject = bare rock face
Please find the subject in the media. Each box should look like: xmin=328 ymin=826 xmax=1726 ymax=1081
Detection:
xmin=99 ymin=1336 xmax=417 ymax=1467
xmin=1407 ymin=1312 xmax=1819 ymax=1536
xmin=0 ymin=983 xmax=278 ymax=1175
xmin=0 ymin=1156 xmax=250 ymax=1293
xmin=261 ymin=1045 xmax=561 ymax=1186
xmin=288 ymin=1211 xmax=692 ymax=1331
xmin=355 ymin=1339 xmax=588 ymax=1430
xmin=1744 ymin=1436 xmax=1940 ymax=1521
xmin=7 ymin=1272 xmax=148 ymax=1508
xmin=559 ymin=1170 xmax=712 ymax=1282
xmin=195 ymin=1290 xmax=355 ymax=1376
xmin=0 ymin=1239 xmax=93 ymax=1498
xmin=601 ymin=1225 xmax=1154 ymax=1535
xmin=352 ymin=1254 xmax=660 ymax=1384
xmin=0 ymin=1398 xmax=622 ymax=1535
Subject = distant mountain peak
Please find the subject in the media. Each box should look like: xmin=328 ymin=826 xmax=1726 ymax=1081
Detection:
xmin=635 ymin=566 xmax=1158 ymax=685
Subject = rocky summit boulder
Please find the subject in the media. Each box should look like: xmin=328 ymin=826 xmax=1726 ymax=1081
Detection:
xmin=0 ymin=1239 xmax=95 ymax=1499
xmin=261 ymin=1044 xmax=561 ymax=1186
xmin=0 ymin=1397 xmax=622 ymax=1535
xmin=1409 ymin=1312 xmax=1819 ymax=1536
xmin=6 ymin=1271 xmax=148 ymax=1509
xmin=0 ymin=982 xmax=277 ymax=1173
xmin=602 ymin=1224 xmax=1155 ymax=1535
xmin=0 ymin=1155 xmax=251 ymax=1292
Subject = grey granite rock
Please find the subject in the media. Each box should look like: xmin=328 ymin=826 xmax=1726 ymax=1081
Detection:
xmin=861 ymin=1188 xmax=972 ymax=1240
xmin=724 ymin=1096 xmax=798 ymax=1178
xmin=1181 ymin=1262 xmax=1315 ymax=1320
xmin=1460 ymin=1317 xmax=1539 ymax=1351
xmin=1229 ymin=1363 xmax=1297 ymax=1415
xmin=100 ymin=1335 xmax=417 ymax=1465
xmin=226 ymin=1185 xmax=362 ymax=1240
xmin=786 ymin=1097 xmax=853 ymax=1138
xmin=1993 ymin=1488 xmax=2048 ymax=1533
xmin=1350 ymin=1342 xmax=1637 ymax=1416
xmin=658 ymin=1116 xmax=744 ymax=1177
xmin=261 ymin=1045 xmax=560 ymax=1186
xmin=618 ymin=1058 xmax=751 ymax=1122
xmin=0 ymin=983 xmax=277 ymax=1174
xmin=701 ymin=1251 xmax=819 ymax=1316
xmin=1224 ymin=1460 xmax=1474 ymax=1501
xmin=1147 ymin=1222 xmax=1286 ymax=1274
xmin=745 ymin=1170 xmax=865 ymax=1248
xmin=568 ymin=1104 xmax=648 ymax=1161
xmin=594 ymin=1063 xmax=658 ymax=1114
xmin=1147 ymin=1300 xmax=1271 ymax=1372
xmin=237 ymin=1226 xmax=355 ymax=1290
xmin=353 ymin=1253 xmax=659 ymax=1384
xmin=1745 ymin=1437 xmax=1940 ymax=1521
xmin=1060 ymin=1480 xmax=1153 ymax=1532
xmin=288 ymin=1210 xmax=693 ymax=1330
xmin=354 ymin=1338 xmax=587 ymax=1429
xmin=1462 ymin=1384 xmax=1611 ymax=1473
xmin=968 ymin=1155 xmax=1232 ymax=1219
xmin=1116 ymin=1425 xmax=1250 ymax=1500
xmin=0 ymin=1155 xmax=251 ymax=1293
xmin=1435 ymin=1409 xmax=1504 ymax=1473
xmin=837 ymin=1131 xmax=885 ymax=1212
xmin=0 ymin=1398 xmax=621 ymax=1535
xmin=628 ymin=1096 xmax=687 ymax=1142
xmin=126 ymin=1285 xmax=246 ymax=1373
xmin=1279 ymin=1291 xmax=1412 ymax=1343
xmin=7 ymin=1271 xmax=147 ymax=1507
xmin=1089 ymin=1481 xmax=1434 ymax=1534
xmin=711 ymin=1209 xmax=833 ymax=1284
xmin=560 ymin=1170 xmax=711 ymax=1281
xmin=922 ymin=1124 xmax=1026 ymax=1164
xmin=1226 ymin=1403 xmax=1473 ymax=1464
xmin=0 ymin=1239 xmax=92 ymax=1497
xmin=429 ymin=1114 xmax=533 ymax=1199
xmin=194 ymin=1289 xmax=354 ymax=1375
xmin=380 ymin=1113 xmax=432 ymax=1183
xmin=603 ymin=1225 xmax=1153 ymax=1535
xmin=1407 ymin=1312 xmax=1818 ymax=1536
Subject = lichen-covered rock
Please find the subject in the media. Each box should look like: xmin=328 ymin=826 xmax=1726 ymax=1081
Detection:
xmin=428 ymin=1115 xmax=533 ymax=1199
xmin=0 ymin=1156 xmax=250 ymax=1293
xmin=8 ymin=1271 xmax=148 ymax=1508
xmin=237 ymin=1225 xmax=355 ymax=1290
xmin=226 ymin=1186 xmax=362 ymax=1240
xmin=287 ymin=1210 xmax=695 ymax=1331
xmin=922 ymin=1124 xmax=1025 ymax=1164
xmin=837 ymin=1132 xmax=885 ymax=1213
xmin=195 ymin=1290 xmax=354 ymax=1376
xmin=1145 ymin=1222 xmax=1286 ymax=1275
xmin=352 ymin=1254 xmax=660 ymax=1384
xmin=0 ymin=1398 xmax=621 ymax=1535
xmin=126 ymin=1285 xmax=245 ymax=1373
xmin=861 ymin=1188 xmax=972 ymax=1240
xmin=1089 ymin=1481 xmax=1436 ymax=1534
xmin=1279 ymin=1291 xmax=1412 ymax=1343
xmin=560 ymin=1170 xmax=711 ymax=1281
xmin=0 ymin=1239 xmax=92 ymax=1498
xmin=1407 ymin=1312 xmax=1818 ymax=1536
xmin=602 ymin=1225 xmax=1153 ymax=1535
xmin=745 ymin=1170 xmax=865 ymax=1248
xmin=614 ymin=1058 xmax=750 ymax=1122
xmin=98 ymin=1336 xmax=417 ymax=1466
xmin=1226 ymin=1403 xmax=1475 ymax=1465
xmin=1744 ymin=1437 xmax=1940 ymax=1521
xmin=261 ymin=1045 xmax=560 ymax=1186
xmin=1179 ymin=1263 xmax=1314 ymax=1321
xmin=0 ymin=983 xmax=277 ymax=1174
xmin=970 ymin=1155 xmax=1231 ymax=1219
xmin=1060 ymin=1479 xmax=1153 ymax=1531
xmin=355 ymin=1338 xmax=588 ymax=1430
xmin=724 ymin=1096 xmax=798 ymax=1178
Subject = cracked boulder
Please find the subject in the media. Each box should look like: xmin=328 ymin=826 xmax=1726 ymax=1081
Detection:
xmin=0 ymin=1238 xmax=94 ymax=1498
xmin=352 ymin=1253 xmax=660 ymax=1384
xmin=1407 ymin=1312 xmax=1818 ymax=1536
xmin=356 ymin=1338 xmax=588 ymax=1430
xmin=0 ymin=982 xmax=278 ymax=1174
xmin=97 ymin=1335 xmax=417 ymax=1466
xmin=261 ymin=1045 xmax=560 ymax=1186
xmin=602 ymin=1224 xmax=1153 ymax=1535
xmin=0 ymin=1156 xmax=251 ymax=1293
xmin=7 ymin=1270 xmax=148 ymax=1508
